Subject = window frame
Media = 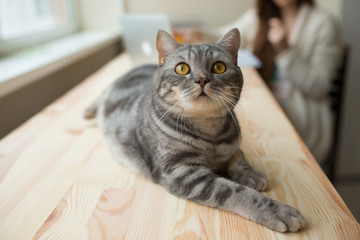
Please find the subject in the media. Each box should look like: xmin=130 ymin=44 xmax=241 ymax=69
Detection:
xmin=0 ymin=0 xmax=79 ymax=57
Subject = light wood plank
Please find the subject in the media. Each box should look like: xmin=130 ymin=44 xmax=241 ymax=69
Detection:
xmin=0 ymin=129 xmax=100 ymax=239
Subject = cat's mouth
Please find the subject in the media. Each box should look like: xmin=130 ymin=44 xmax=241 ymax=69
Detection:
xmin=199 ymin=92 xmax=208 ymax=97
xmin=197 ymin=90 xmax=210 ymax=99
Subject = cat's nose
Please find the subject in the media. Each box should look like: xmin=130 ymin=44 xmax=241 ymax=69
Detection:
xmin=195 ymin=77 xmax=210 ymax=88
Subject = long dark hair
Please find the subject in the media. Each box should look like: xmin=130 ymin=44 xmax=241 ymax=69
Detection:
xmin=253 ymin=0 xmax=314 ymax=81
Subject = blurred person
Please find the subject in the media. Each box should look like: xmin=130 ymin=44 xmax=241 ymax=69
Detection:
xmin=211 ymin=0 xmax=343 ymax=163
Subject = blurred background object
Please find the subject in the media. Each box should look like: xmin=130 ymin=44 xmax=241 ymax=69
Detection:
xmin=0 ymin=0 xmax=358 ymax=221
xmin=121 ymin=14 xmax=172 ymax=66
xmin=170 ymin=16 xmax=203 ymax=44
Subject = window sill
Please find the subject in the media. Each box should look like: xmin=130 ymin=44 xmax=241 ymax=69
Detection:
xmin=0 ymin=30 xmax=121 ymax=98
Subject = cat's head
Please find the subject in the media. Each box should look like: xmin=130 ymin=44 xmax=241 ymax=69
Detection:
xmin=154 ymin=29 xmax=243 ymax=118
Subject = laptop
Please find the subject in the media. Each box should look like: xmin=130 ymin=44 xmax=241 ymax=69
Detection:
xmin=121 ymin=14 xmax=172 ymax=67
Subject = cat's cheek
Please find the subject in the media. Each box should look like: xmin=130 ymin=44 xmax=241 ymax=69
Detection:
xmin=162 ymin=86 xmax=181 ymax=104
xmin=171 ymin=86 xmax=181 ymax=95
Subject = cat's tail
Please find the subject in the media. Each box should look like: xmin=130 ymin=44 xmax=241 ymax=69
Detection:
xmin=83 ymin=99 xmax=99 ymax=120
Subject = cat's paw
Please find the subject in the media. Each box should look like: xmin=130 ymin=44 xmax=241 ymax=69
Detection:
xmin=236 ymin=171 xmax=268 ymax=191
xmin=268 ymin=204 xmax=305 ymax=232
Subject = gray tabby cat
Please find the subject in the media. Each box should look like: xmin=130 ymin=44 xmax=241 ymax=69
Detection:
xmin=84 ymin=29 xmax=305 ymax=232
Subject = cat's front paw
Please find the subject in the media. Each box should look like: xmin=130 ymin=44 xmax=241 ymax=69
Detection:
xmin=268 ymin=204 xmax=305 ymax=232
xmin=236 ymin=171 xmax=268 ymax=191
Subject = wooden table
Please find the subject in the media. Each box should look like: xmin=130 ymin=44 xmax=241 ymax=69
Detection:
xmin=0 ymin=53 xmax=359 ymax=240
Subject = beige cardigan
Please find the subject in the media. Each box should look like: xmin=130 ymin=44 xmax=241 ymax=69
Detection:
xmin=216 ymin=4 xmax=343 ymax=163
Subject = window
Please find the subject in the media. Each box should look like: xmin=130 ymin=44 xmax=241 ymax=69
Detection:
xmin=0 ymin=0 xmax=78 ymax=56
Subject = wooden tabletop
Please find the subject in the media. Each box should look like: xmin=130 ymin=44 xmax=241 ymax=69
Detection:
xmin=0 ymin=53 xmax=359 ymax=240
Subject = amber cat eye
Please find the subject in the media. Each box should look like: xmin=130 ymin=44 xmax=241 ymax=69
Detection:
xmin=175 ymin=63 xmax=190 ymax=75
xmin=212 ymin=61 xmax=226 ymax=74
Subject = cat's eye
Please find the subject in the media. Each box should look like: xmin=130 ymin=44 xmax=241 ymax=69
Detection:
xmin=212 ymin=61 xmax=226 ymax=74
xmin=175 ymin=63 xmax=190 ymax=75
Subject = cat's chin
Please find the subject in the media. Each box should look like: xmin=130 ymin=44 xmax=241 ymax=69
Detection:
xmin=181 ymin=98 xmax=225 ymax=118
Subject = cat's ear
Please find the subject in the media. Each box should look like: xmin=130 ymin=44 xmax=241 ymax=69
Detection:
xmin=216 ymin=28 xmax=241 ymax=63
xmin=156 ymin=30 xmax=181 ymax=64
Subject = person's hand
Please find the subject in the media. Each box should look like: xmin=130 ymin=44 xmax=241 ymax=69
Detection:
xmin=268 ymin=18 xmax=289 ymax=54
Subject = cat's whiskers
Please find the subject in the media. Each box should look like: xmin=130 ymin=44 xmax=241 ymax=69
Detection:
xmin=222 ymin=95 xmax=238 ymax=108
xmin=180 ymin=104 xmax=189 ymax=135
xmin=176 ymin=103 xmax=187 ymax=135
xmin=150 ymin=100 xmax=180 ymax=136
xmin=217 ymin=96 xmax=240 ymax=135
xmin=175 ymin=106 xmax=181 ymax=133
xmin=223 ymin=86 xmax=242 ymax=96
xmin=213 ymin=96 xmax=226 ymax=125
xmin=181 ymin=88 xmax=194 ymax=99
xmin=224 ymin=86 xmax=243 ymax=90
xmin=157 ymin=102 xmax=178 ymax=123
xmin=214 ymin=91 xmax=238 ymax=108
xmin=222 ymin=91 xmax=241 ymax=100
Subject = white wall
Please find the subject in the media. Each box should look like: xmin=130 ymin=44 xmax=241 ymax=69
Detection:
xmin=75 ymin=0 xmax=343 ymax=31
xmin=125 ymin=0 xmax=342 ymax=26
xmin=76 ymin=0 xmax=121 ymax=30
xmin=124 ymin=0 xmax=253 ymax=27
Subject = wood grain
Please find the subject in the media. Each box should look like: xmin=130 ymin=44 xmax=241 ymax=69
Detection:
xmin=0 ymin=53 xmax=359 ymax=240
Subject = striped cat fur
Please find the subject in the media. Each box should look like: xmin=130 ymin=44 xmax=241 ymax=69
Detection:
xmin=84 ymin=29 xmax=305 ymax=232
